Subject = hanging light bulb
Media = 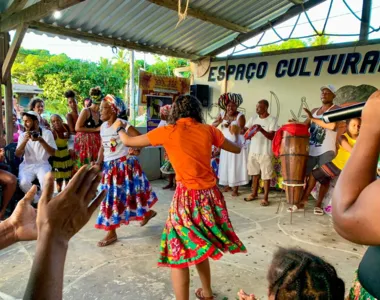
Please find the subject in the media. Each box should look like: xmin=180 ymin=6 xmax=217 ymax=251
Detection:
xmin=53 ymin=10 xmax=62 ymax=19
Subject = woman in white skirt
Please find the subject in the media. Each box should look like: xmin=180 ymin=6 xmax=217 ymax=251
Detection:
xmin=213 ymin=93 xmax=248 ymax=196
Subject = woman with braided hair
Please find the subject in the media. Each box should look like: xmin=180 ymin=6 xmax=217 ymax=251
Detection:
xmin=238 ymin=248 xmax=345 ymax=300
xmin=212 ymin=93 xmax=249 ymax=197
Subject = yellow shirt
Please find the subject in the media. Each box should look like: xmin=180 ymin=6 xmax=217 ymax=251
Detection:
xmin=332 ymin=133 xmax=356 ymax=170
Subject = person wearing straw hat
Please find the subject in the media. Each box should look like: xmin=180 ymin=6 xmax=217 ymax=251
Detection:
xmin=212 ymin=93 xmax=249 ymax=197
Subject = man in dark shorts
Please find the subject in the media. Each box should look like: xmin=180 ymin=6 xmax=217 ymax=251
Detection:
xmin=303 ymin=84 xmax=340 ymax=175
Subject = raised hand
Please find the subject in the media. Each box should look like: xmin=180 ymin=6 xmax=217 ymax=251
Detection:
xmin=9 ymin=185 xmax=38 ymax=242
xmin=37 ymin=165 xmax=106 ymax=242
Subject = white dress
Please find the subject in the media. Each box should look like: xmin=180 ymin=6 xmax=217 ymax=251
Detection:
xmin=218 ymin=112 xmax=249 ymax=187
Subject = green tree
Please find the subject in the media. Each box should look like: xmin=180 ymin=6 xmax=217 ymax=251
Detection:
xmin=260 ymin=35 xmax=331 ymax=52
xmin=11 ymin=47 xmax=189 ymax=119
xmin=260 ymin=39 xmax=307 ymax=52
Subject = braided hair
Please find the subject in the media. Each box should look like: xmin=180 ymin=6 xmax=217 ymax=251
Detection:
xmin=167 ymin=94 xmax=204 ymax=124
xmin=267 ymin=248 xmax=345 ymax=300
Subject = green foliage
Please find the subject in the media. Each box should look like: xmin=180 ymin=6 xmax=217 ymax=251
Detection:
xmin=261 ymin=39 xmax=307 ymax=52
xmin=11 ymin=47 xmax=189 ymax=117
xmin=260 ymin=35 xmax=331 ymax=52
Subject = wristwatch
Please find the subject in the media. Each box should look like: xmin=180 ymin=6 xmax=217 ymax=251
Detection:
xmin=116 ymin=126 xmax=126 ymax=134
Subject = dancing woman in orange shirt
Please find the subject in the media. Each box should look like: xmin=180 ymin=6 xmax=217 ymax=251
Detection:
xmin=113 ymin=95 xmax=246 ymax=300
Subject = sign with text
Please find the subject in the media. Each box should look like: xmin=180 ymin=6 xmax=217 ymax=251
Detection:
xmin=207 ymin=50 xmax=379 ymax=83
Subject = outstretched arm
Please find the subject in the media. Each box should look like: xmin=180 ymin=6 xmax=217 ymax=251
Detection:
xmin=220 ymin=138 xmax=241 ymax=154
xmin=332 ymin=90 xmax=380 ymax=245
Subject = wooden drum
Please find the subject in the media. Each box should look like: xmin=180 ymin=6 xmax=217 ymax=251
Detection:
xmin=279 ymin=122 xmax=310 ymax=205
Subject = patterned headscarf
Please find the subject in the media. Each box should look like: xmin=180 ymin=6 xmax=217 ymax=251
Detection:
xmin=218 ymin=93 xmax=243 ymax=111
xmin=160 ymin=104 xmax=172 ymax=118
xmin=103 ymin=94 xmax=126 ymax=116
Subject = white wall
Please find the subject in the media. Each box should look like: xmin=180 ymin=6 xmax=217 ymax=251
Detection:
xmin=193 ymin=44 xmax=380 ymax=126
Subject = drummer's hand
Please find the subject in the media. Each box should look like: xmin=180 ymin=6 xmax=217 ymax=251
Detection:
xmin=288 ymin=119 xmax=297 ymax=123
xmin=361 ymin=90 xmax=380 ymax=133
xmin=254 ymin=124 xmax=262 ymax=132
xmin=303 ymin=108 xmax=313 ymax=119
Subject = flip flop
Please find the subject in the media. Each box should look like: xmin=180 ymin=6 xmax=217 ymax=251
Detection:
xmin=244 ymin=195 xmax=257 ymax=202
xmin=140 ymin=210 xmax=157 ymax=227
xmin=195 ymin=288 xmax=214 ymax=300
xmin=314 ymin=207 xmax=324 ymax=216
xmin=287 ymin=205 xmax=304 ymax=213
xmin=260 ymin=200 xmax=269 ymax=206
xmin=97 ymin=236 xmax=117 ymax=247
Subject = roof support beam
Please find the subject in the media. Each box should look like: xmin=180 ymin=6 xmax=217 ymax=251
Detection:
xmin=2 ymin=23 xmax=28 ymax=83
xmin=207 ymin=0 xmax=326 ymax=57
xmin=0 ymin=0 xmax=85 ymax=32
xmin=29 ymin=21 xmax=200 ymax=60
xmin=2 ymin=0 xmax=29 ymax=17
xmin=287 ymin=0 xmax=305 ymax=4
xmin=145 ymin=0 xmax=250 ymax=33
xmin=359 ymin=0 xmax=372 ymax=41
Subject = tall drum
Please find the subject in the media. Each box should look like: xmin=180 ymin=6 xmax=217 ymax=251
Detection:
xmin=279 ymin=123 xmax=310 ymax=205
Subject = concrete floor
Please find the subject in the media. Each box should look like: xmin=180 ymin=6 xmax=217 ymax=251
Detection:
xmin=0 ymin=181 xmax=366 ymax=300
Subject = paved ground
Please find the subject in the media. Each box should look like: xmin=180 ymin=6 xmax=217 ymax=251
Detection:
xmin=0 ymin=181 xmax=366 ymax=300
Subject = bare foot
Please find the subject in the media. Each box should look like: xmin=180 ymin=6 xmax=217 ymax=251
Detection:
xmin=163 ymin=183 xmax=173 ymax=190
xmin=231 ymin=187 xmax=239 ymax=197
xmin=97 ymin=231 xmax=117 ymax=247
xmin=244 ymin=194 xmax=257 ymax=202
xmin=223 ymin=186 xmax=232 ymax=192
xmin=170 ymin=184 xmax=176 ymax=191
xmin=260 ymin=199 xmax=269 ymax=206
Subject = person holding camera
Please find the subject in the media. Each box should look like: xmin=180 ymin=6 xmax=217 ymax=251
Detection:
xmin=15 ymin=111 xmax=57 ymax=203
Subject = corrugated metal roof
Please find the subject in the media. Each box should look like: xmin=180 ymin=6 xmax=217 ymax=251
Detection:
xmin=0 ymin=0 xmax=318 ymax=59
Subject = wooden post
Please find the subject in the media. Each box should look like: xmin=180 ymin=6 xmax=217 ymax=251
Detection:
xmin=129 ymin=50 xmax=135 ymax=126
xmin=4 ymin=79 xmax=13 ymax=144
xmin=0 ymin=33 xmax=5 ymax=143
xmin=3 ymin=33 xmax=13 ymax=145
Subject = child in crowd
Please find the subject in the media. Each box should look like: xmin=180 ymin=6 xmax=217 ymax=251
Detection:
xmin=288 ymin=118 xmax=361 ymax=215
xmin=50 ymin=114 xmax=73 ymax=192
xmin=158 ymin=104 xmax=176 ymax=190
xmin=113 ymin=94 xmax=246 ymax=300
xmin=211 ymin=145 xmax=220 ymax=179
xmin=238 ymin=248 xmax=345 ymax=299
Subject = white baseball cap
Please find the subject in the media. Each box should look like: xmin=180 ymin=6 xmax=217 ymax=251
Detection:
xmin=320 ymin=84 xmax=337 ymax=94
xmin=22 ymin=111 xmax=41 ymax=122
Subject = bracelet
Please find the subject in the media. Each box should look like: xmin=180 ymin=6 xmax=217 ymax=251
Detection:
xmin=116 ymin=126 xmax=126 ymax=134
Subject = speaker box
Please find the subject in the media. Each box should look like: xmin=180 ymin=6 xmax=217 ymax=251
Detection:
xmin=190 ymin=84 xmax=209 ymax=107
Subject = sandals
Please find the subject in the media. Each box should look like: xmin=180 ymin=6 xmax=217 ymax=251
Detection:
xmin=287 ymin=205 xmax=304 ymax=213
xmin=195 ymin=288 xmax=214 ymax=300
xmin=314 ymin=207 xmax=324 ymax=216
xmin=140 ymin=210 xmax=157 ymax=227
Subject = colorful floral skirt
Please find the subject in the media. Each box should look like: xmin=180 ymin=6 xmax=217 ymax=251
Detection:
xmin=349 ymin=270 xmax=377 ymax=300
xmin=73 ymin=132 xmax=101 ymax=173
xmin=160 ymin=152 xmax=175 ymax=175
xmin=95 ymin=155 xmax=158 ymax=231
xmin=158 ymin=183 xmax=246 ymax=268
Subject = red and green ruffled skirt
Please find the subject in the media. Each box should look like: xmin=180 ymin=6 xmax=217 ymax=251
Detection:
xmin=158 ymin=183 xmax=246 ymax=268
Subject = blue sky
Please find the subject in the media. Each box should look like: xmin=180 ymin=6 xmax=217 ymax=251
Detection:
xmin=13 ymin=0 xmax=380 ymax=62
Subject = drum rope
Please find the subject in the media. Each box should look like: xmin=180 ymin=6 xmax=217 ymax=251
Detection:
xmin=282 ymin=182 xmax=305 ymax=187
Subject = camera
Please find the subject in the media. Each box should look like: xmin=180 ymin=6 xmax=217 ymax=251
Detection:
xmin=31 ymin=131 xmax=40 ymax=139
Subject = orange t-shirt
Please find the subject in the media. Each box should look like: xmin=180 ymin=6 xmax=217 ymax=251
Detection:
xmin=147 ymin=118 xmax=225 ymax=190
